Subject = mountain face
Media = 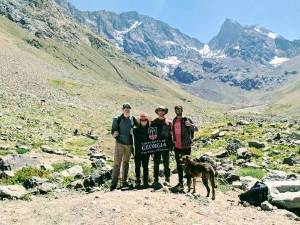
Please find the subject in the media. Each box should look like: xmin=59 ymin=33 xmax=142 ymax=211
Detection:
xmin=53 ymin=1 xmax=300 ymax=99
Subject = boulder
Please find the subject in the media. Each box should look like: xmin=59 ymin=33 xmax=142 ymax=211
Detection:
xmin=0 ymin=170 xmax=15 ymax=179
xmin=211 ymin=129 xmax=225 ymax=139
xmin=23 ymin=176 xmax=47 ymax=189
xmin=215 ymin=149 xmax=228 ymax=158
xmin=237 ymin=148 xmax=252 ymax=160
xmin=226 ymin=138 xmax=241 ymax=153
xmin=237 ymin=120 xmax=250 ymax=125
xmin=248 ymin=140 xmax=265 ymax=148
xmin=0 ymin=155 xmax=40 ymax=171
xmin=261 ymin=201 xmax=274 ymax=211
xmin=60 ymin=165 xmax=83 ymax=178
xmin=263 ymin=170 xmax=298 ymax=182
xmin=0 ymin=185 xmax=28 ymax=199
xmin=39 ymin=164 xmax=54 ymax=171
xmin=91 ymin=158 xmax=106 ymax=169
xmin=38 ymin=183 xmax=56 ymax=194
xmin=243 ymin=162 xmax=261 ymax=169
xmin=68 ymin=180 xmax=84 ymax=190
xmin=232 ymin=181 xmax=243 ymax=189
xmin=283 ymin=157 xmax=299 ymax=166
xmin=240 ymin=176 xmax=259 ymax=190
xmin=40 ymin=145 xmax=66 ymax=156
xmin=266 ymin=180 xmax=300 ymax=209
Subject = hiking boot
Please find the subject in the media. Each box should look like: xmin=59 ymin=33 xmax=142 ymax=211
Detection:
xmin=121 ymin=182 xmax=133 ymax=191
xmin=152 ymin=182 xmax=163 ymax=191
xmin=135 ymin=180 xmax=142 ymax=189
xmin=143 ymin=182 xmax=150 ymax=189
xmin=170 ymin=182 xmax=184 ymax=193
xmin=110 ymin=183 xmax=117 ymax=191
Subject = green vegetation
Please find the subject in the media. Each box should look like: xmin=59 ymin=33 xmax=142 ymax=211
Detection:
xmin=52 ymin=161 xmax=76 ymax=172
xmin=0 ymin=167 xmax=51 ymax=185
xmin=63 ymin=137 xmax=97 ymax=156
xmin=236 ymin=167 xmax=266 ymax=179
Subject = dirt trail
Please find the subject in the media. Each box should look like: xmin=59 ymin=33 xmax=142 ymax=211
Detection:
xmin=1 ymin=180 xmax=298 ymax=225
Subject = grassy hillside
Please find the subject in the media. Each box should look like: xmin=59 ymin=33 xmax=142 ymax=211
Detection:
xmin=266 ymin=56 xmax=300 ymax=118
xmin=0 ymin=15 xmax=221 ymax=157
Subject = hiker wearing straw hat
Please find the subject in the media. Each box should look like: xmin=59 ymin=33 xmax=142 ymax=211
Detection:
xmin=151 ymin=106 xmax=173 ymax=189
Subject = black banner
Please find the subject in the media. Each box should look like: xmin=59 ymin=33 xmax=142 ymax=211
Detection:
xmin=140 ymin=127 xmax=169 ymax=154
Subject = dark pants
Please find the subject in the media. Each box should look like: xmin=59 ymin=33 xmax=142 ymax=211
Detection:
xmin=134 ymin=153 xmax=150 ymax=184
xmin=153 ymin=150 xmax=170 ymax=182
xmin=174 ymin=148 xmax=191 ymax=184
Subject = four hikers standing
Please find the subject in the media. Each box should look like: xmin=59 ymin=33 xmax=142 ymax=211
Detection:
xmin=110 ymin=103 xmax=198 ymax=191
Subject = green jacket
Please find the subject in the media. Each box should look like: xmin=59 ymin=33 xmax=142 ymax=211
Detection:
xmin=111 ymin=114 xmax=138 ymax=145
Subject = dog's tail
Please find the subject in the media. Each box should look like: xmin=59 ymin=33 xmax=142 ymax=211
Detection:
xmin=210 ymin=169 xmax=217 ymax=188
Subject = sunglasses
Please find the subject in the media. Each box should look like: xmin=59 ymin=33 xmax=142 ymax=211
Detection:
xmin=140 ymin=119 xmax=148 ymax=122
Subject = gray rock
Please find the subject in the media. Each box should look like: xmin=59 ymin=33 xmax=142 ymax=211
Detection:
xmin=40 ymin=145 xmax=66 ymax=156
xmin=237 ymin=148 xmax=252 ymax=160
xmin=226 ymin=138 xmax=241 ymax=153
xmin=0 ymin=170 xmax=15 ymax=179
xmin=248 ymin=140 xmax=265 ymax=148
xmin=237 ymin=120 xmax=250 ymax=125
xmin=215 ymin=149 xmax=228 ymax=158
xmin=60 ymin=165 xmax=83 ymax=178
xmin=23 ymin=176 xmax=47 ymax=189
xmin=0 ymin=185 xmax=29 ymax=199
xmin=0 ymin=155 xmax=40 ymax=171
xmin=283 ymin=157 xmax=298 ymax=166
xmin=232 ymin=181 xmax=243 ymax=189
xmin=38 ymin=183 xmax=56 ymax=194
xmin=261 ymin=201 xmax=273 ymax=211
xmin=68 ymin=180 xmax=84 ymax=190
xmin=243 ymin=162 xmax=261 ymax=169
xmin=266 ymin=180 xmax=300 ymax=209
xmin=39 ymin=164 xmax=54 ymax=171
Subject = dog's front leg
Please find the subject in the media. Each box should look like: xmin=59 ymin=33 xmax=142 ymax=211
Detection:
xmin=187 ymin=176 xmax=192 ymax=192
xmin=192 ymin=178 xmax=196 ymax=193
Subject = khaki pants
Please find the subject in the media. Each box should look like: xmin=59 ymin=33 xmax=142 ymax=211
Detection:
xmin=111 ymin=142 xmax=133 ymax=186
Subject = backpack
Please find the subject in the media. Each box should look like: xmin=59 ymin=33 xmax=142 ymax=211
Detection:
xmin=238 ymin=181 xmax=268 ymax=206
xmin=116 ymin=115 xmax=135 ymax=131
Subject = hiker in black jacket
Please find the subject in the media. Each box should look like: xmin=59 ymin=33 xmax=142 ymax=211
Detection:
xmin=133 ymin=113 xmax=151 ymax=189
xmin=152 ymin=106 xmax=173 ymax=189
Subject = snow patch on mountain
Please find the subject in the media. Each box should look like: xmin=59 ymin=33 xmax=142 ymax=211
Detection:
xmin=189 ymin=44 xmax=226 ymax=59
xmin=269 ymin=56 xmax=289 ymax=67
xmin=155 ymin=56 xmax=182 ymax=66
xmin=165 ymin=41 xmax=177 ymax=45
xmin=267 ymin=32 xmax=278 ymax=39
xmin=114 ymin=21 xmax=142 ymax=46
xmin=85 ymin=19 xmax=97 ymax=27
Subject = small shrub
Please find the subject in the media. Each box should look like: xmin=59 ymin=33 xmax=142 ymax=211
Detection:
xmin=52 ymin=161 xmax=75 ymax=172
xmin=0 ymin=167 xmax=51 ymax=185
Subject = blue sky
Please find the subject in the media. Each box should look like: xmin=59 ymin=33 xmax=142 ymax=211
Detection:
xmin=68 ymin=0 xmax=300 ymax=43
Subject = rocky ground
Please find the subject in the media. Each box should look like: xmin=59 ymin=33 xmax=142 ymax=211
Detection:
xmin=1 ymin=118 xmax=299 ymax=225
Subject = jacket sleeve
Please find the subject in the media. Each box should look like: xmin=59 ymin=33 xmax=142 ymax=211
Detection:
xmin=188 ymin=118 xmax=199 ymax=132
xmin=111 ymin=117 xmax=118 ymax=135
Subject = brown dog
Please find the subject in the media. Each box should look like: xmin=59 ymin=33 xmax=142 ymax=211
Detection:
xmin=180 ymin=155 xmax=217 ymax=200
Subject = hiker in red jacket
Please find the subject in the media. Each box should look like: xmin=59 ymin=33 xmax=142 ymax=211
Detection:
xmin=172 ymin=105 xmax=198 ymax=192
